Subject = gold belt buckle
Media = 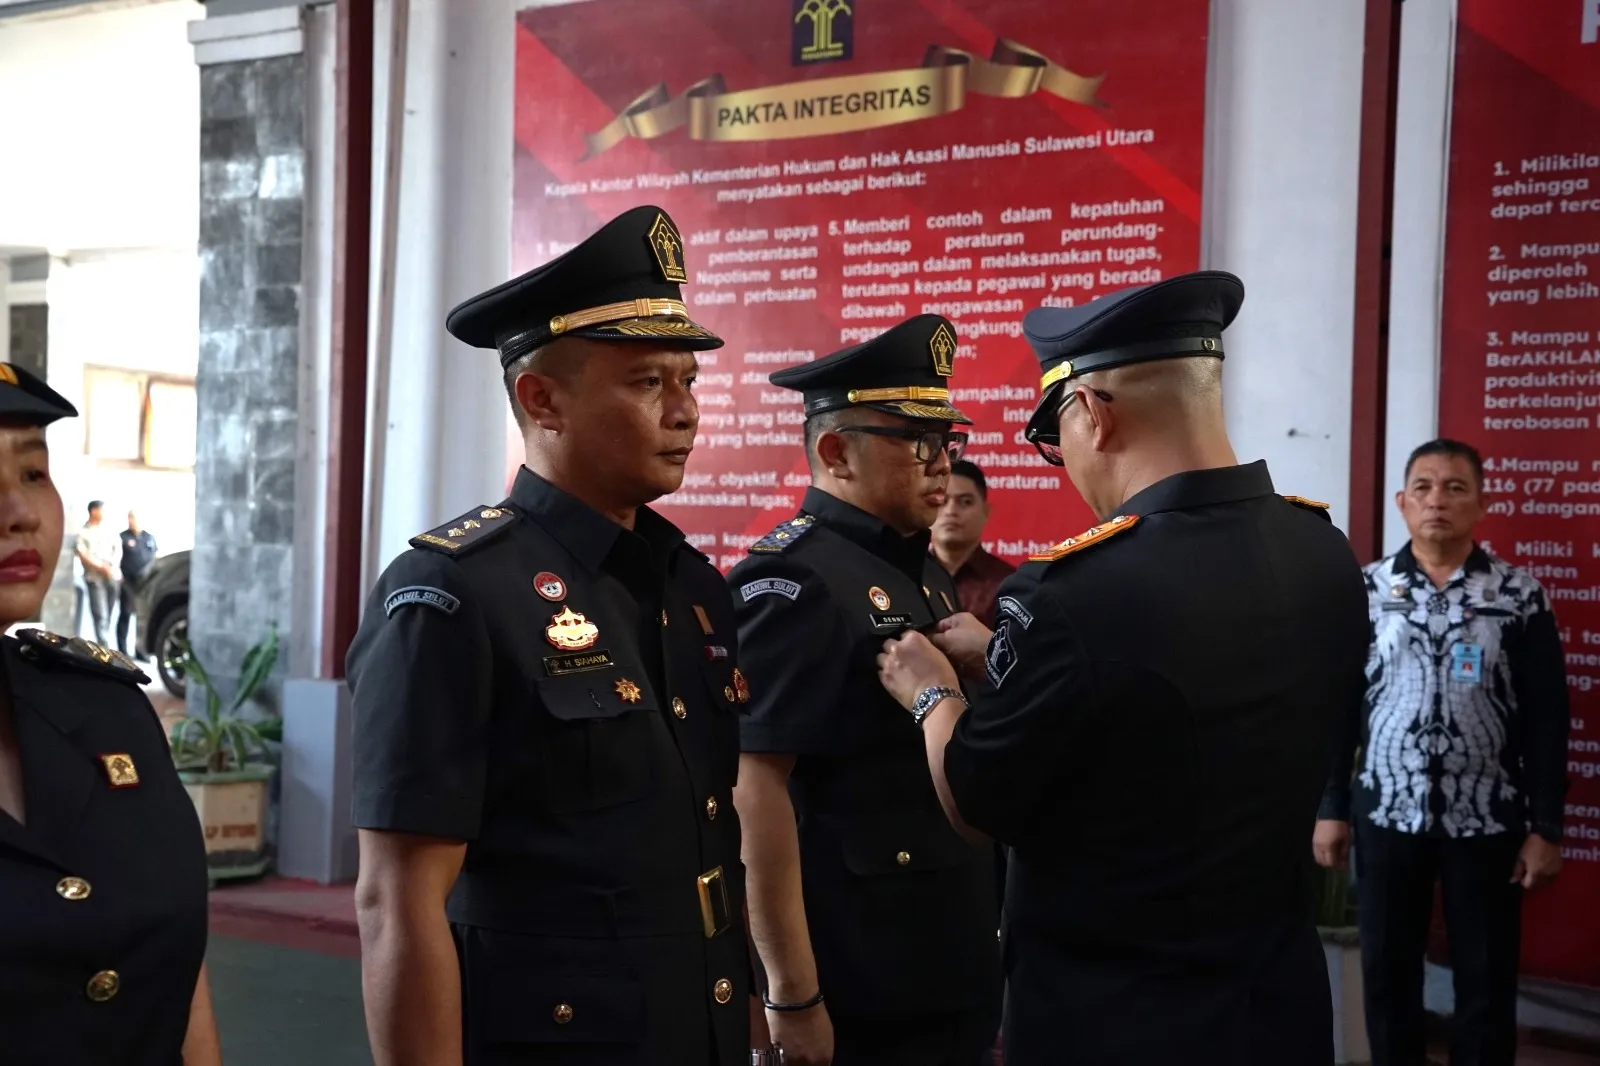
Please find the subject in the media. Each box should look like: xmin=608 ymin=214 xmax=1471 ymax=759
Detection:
xmin=697 ymin=866 xmax=731 ymax=939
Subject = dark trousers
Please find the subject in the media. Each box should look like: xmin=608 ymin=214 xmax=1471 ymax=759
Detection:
xmin=832 ymin=1009 xmax=996 ymax=1066
xmin=116 ymin=579 xmax=139 ymax=655
xmin=1355 ymin=821 xmax=1523 ymax=1066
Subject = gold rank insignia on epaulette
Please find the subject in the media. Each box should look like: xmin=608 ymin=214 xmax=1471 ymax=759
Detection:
xmin=748 ymin=515 xmax=817 ymax=554
xmin=15 ymin=629 xmax=150 ymax=686
xmin=1283 ymin=495 xmax=1333 ymax=521
xmin=410 ymin=505 xmax=518 ymax=556
xmin=1028 ymin=514 xmax=1140 ymax=563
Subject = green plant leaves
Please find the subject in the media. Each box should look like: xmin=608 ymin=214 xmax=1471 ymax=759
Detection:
xmin=166 ymin=626 xmax=283 ymax=774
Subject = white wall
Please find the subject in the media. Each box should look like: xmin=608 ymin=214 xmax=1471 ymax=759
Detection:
xmin=1384 ymin=0 xmax=1457 ymax=555
xmin=44 ymin=249 xmax=200 ymax=554
xmin=0 ymin=0 xmax=203 ymax=252
xmin=1204 ymin=0 xmax=1368 ymax=530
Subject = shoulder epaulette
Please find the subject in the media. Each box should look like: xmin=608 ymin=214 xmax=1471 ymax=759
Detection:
xmin=410 ymin=504 xmax=519 ymax=556
xmin=748 ymin=515 xmax=818 ymax=554
xmin=16 ymin=630 xmax=149 ymax=686
xmin=1283 ymin=495 xmax=1332 ymax=522
xmin=1028 ymin=514 xmax=1140 ymax=563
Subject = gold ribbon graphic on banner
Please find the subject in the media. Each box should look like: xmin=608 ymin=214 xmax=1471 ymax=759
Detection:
xmin=579 ymin=39 xmax=1105 ymax=160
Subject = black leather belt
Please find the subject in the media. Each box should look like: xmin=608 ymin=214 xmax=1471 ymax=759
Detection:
xmin=447 ymin=867 xmax=735 ymax=940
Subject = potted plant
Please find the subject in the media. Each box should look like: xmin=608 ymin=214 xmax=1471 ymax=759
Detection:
xmin=169 ymin=626 xmax=282 ymax=884
xmin=1317 ymin=858 xmax=1371 ymax=1065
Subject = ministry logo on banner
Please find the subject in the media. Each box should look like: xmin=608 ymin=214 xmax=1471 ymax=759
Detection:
xmin=793 ymin=0 xmax=854 ymax=66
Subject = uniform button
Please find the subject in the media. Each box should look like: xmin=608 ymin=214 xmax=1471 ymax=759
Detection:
xmin=705 ymin=796 xmax=719 ymax=820
xmin=56 ymin=876 xmax=92 ymax=901
xmin=552 ymin=1002 xmax=574 ymax=1025
xmin=672 ymin=697 xmax=687 ymax=719
xmin=723 ymin=685 xmax=736 ymax=702
xmin=713 ymin=978 xmax=733 ymax=1005
xmin=896 ymin=851 xmax=911 ymax=866
xmin=85 ymin=970 xmax=120 ymax=1002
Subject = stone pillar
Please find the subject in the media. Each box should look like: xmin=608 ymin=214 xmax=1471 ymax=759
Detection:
xmin=187 ymin=9 xmax=306 ymax=714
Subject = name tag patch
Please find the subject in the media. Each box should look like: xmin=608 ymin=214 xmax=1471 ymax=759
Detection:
xmin=544 ymin=650 xmax=615 ymax=677
xmin=384 ymin=585 xmax=460 ymax=617
xmin=997 ymin=596 xmax=1033 ymax=629
xmin=741 ymin=578 xmax=802 ymax=603
xmin=871 ymin=611 xmax=915 ymax=630
xmin=986 ymin=619 xmax=1019 ymax=688
xmin=1449 ymin=642 xmax=1484 ymax=684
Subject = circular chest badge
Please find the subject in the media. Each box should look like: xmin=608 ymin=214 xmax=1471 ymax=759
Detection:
xmin=868 ymin=586 xmax=891 ymax=610
xmin=533 ymin=572 xmax=567 ymax=602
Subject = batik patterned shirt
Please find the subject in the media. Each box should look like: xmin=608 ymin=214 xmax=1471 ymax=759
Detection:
xmin=1320 ymin=543 xmax=1569 ymax=841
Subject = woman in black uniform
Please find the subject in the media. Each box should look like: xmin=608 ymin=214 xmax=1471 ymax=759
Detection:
xmin=0 ymin=364 xmax=220 ymax=1065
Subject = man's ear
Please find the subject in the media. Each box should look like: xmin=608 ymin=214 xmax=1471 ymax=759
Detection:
xmin=514 ymin=369 xmax=566 ymax=432
xmin=1394 ymin=489 xmax=1407 ymax=516
xmin=1081 ymin=388 xmax=1116 ymax=452
xmin=814 ymin=427 xmax=852 ymax=479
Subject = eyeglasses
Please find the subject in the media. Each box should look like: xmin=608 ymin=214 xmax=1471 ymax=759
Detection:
xmin=836 ymin=425 xmax=969 ymax=463
xmin=1027 ymin=387 xmax=1113 ymax=467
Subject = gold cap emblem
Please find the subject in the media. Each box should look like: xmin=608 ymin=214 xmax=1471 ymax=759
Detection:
xmin=928 ymin=322 xmax=957 ymax=377
xmin=545 ymin=607 xmax=599 ymax=651
xmin=647 ymin=212 xmax=688 ymax=284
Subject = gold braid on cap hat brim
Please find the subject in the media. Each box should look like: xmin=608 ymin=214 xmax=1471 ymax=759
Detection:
xmin=548 ymin=298 xmax=689 ymax=336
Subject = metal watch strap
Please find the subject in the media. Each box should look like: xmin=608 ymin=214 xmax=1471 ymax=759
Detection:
xmin=911 ymin=685 xmax=965 ymax=725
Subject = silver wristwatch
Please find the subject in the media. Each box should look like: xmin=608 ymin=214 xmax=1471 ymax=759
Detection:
xmin=910 ymin=685 xmax=966 ymax=725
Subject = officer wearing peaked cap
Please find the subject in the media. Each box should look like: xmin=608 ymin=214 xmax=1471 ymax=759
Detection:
xmin=876 ymin=271 xmax=1371 ymax=1066
xmin=348 ymin=205 xmax=751 ymax=1066
xmin=0 ymin=364 xmax=220 ymax=1064
xmin=729 ymin=315 xmax=1001 ymax=1066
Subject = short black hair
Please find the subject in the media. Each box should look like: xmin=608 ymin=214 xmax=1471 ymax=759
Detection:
xmin=1404 ymin=438 xmax=1484 ymax=487
xmin=949 ymin=460 xmax=987 ymax=498
xmin=87 ymin=500 xmax=103 ymax=514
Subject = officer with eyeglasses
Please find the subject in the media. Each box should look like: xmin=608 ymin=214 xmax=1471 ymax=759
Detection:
xmin=875 ymin=271 xmax=1371 ymax=1066
xmin=729 ymin=314 xmax=1001 ymax=1066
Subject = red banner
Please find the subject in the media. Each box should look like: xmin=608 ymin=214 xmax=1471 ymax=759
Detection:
xmin=1437 ymin=0 xmax=1600 ymax=986
xmin=511 ymin=0 xmax=1208 ymax=569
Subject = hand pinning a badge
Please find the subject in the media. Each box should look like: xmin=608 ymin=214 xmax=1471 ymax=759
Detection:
xmin=876 ymin=630 xmax=961 ymax=712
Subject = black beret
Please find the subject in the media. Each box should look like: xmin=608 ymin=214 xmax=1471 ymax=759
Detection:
xmin=445 ymin=205 xmax=723 ymax=368
xmin=1022 ymin=270 xmax=1243 ymax=443
xmin=0 ymin=363 xmax=77 ymax=426
xmin=769 ymin=314 xmax=971 ymax=425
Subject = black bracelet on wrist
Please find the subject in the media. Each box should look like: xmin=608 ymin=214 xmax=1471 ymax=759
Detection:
xmin=762 ymin=988 xmax=825 ymax=1012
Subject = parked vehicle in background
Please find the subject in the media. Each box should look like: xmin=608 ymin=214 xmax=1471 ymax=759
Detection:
xmin=135 ymin=549 xmax=189 ymax=698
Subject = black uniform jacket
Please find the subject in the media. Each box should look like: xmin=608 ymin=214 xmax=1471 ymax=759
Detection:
xmin=0 ymin=631 xmax=208 ymax=1066
xmin=729 ymin=487 xmax=1000 ymax=1020
xmin=945 ymin=462 xmax=1371 ymax=1065
xmin=349 ymin=468 xmax=750 ymax=1066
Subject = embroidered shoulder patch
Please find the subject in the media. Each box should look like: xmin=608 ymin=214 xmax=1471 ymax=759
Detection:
xmin=410 ymin=505 xmax=519 ymax=556
xmin=1028 ymin=514 xmax=1139 ymax=563
xmin=15 ymin=629 xmax=149 ymax=686
xmin=1283 ymin=495 xmax=1332 ymax=522
xmin=384 ymin=586 xmax=460 ymax=617
xmin=748 ymin=516 xmax=817 ymax=554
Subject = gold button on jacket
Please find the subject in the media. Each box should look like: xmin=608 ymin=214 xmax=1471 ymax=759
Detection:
xmin=552 ymin=1002 xmax=574 ymax=1025
xmin=705 ymin=796 xmax=719 ymax=820
xmin=672 ymin=697 xmax=687 ymax=719
xmin=85 ymin=971 xmax=120 ymax=1002
xmin=896 ymin=851 xmax=911 ymax=866
xmin=56 ymin=877 xmax=92 ymax=901
xmin=713 ymin=978 xmax=733 ymax=1005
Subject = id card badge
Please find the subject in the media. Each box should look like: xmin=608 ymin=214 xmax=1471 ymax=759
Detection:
xmin=1450 ymin=642 xmax=1484 ymax=684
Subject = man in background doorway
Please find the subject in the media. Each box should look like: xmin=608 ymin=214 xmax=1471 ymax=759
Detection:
xmin=931 ymin=460 xmax=1015 ymax=628
xmin=1314 ymin=438 xmax=1569 ymax=1066
xmin=118 ymin=511 xmax=157 ymax=658
xmin=74 ymin=499 xmax=119 ymax=646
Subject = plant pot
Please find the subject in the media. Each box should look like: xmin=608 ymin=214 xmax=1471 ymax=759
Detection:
xmin=1321 ymin=926 xmax=1371 ymax=1066
xmin=178 ymin=766 xmax=274 ymax=884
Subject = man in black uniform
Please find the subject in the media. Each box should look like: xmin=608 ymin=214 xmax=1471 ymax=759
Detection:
xmin=117 ymin=511 xmax=157 ymax=658
xmin=348 ymin=206 xmax=751 ymax=1066
xmin=729 ymin=315 xmax=1001 ymax=1066
xmin=876 ymin=271 xmax=1371 ymax=1066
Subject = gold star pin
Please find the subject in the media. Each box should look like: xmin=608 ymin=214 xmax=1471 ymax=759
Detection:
xmin=615 ymin=678 xmax=642 ymax=704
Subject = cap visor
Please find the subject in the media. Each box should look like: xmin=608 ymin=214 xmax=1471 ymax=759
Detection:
xmin=869 ymin=400 xmax=974 ymax=426
xmin=574 ymin=317 xmax=724 ymax=351
xmin=0 ymin=393 xmax=77 ymax=426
